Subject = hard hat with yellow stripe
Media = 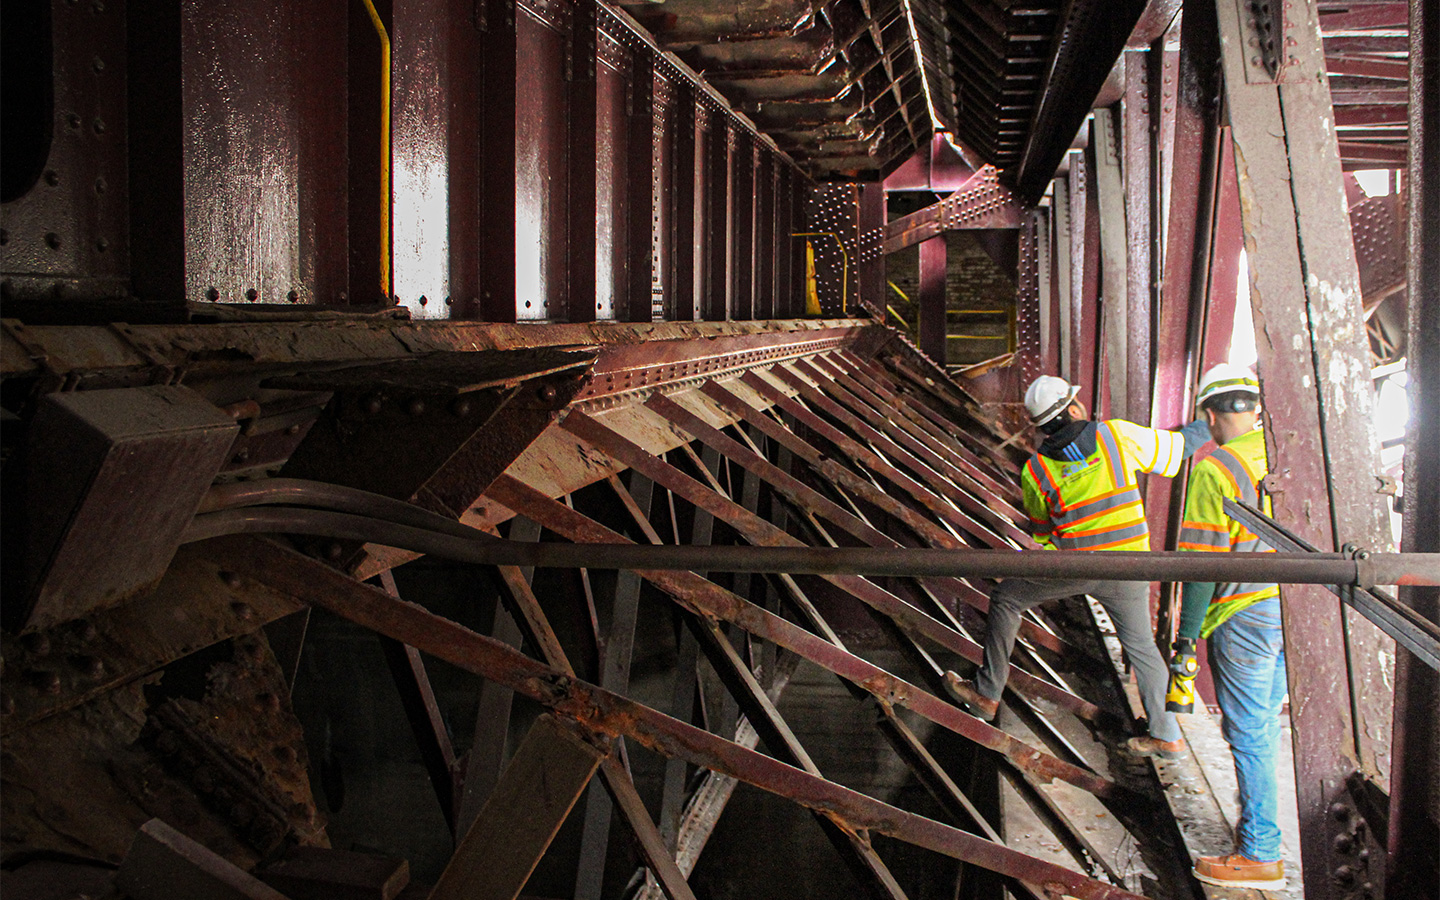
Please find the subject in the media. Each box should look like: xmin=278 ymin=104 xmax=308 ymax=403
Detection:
xmin=1196 ymin=363 xmax=1260 ymax=412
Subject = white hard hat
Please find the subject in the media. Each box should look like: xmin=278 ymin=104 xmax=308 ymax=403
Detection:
xmin=1024 ymin=375 xmax=1081 ymax=426
xmin=1196 ymin=363 xmax=1260 ymax=410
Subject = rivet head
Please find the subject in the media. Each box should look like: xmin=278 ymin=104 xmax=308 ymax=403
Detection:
xmin=258 ymin=691 xmax=281 ymax=711
xmin=231 ymin=602 xmax=254 ymax=621
xmin=364 ymin=394 xmax=384 ymax=415
xmin=406 ymin=397 xmax=426 ymax=416
xmin=21 ymin=633 xmax=51 ymax=657
xmin=206 ymin=287 xmax=220 ymax=301
xmin=274 ymin=745 xmax=298 ymax=764
xmin=1331 ymin=802 xmax=1351 ymax=821
xmin=220 ymin=570 xmax=242 ymax=588
xmin=539 ymin=384 xmax=559 ymax=402
xmin=324 ymin=542 xmax=344 ymax=560
xmin=72 ymin=655 xmax=104 ymax=679
xmin=28 ymin=671 xmax=62 ymax=694
xmin=451 ymin=397 xmax=472 ymax=417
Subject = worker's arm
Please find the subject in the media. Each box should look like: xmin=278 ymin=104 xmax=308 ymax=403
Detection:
xmin=1177 ymin=581 xmax=1216 ymax=641
xmin=1108 ymin=419 xmax=1209 ymax=479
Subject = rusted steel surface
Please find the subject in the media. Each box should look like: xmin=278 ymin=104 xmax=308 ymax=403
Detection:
xmin=882 ymin=168 xmax=1023 ymax=255
xmin=1091 ymin=108 xmax=1129 ymax=421
xmin=646 ymin=389 xmax=1064 ymax=656
xmin=1387 ymin=2 xmax=1440 ymax=894
xmin=210 ymin=535 xmax=1145 ymax=900
xmin=1219 ymin=0 xmax=1396 ymax=892
xmin=485 ymin=474 xmax=1115 ymax=792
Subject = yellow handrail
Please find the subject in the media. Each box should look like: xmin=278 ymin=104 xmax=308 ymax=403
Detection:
xmin=791 ymin=232 xmax=848 ymax=314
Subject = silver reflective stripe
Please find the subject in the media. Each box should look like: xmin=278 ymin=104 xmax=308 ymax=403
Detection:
xmin=1209 ymin=446 xmax=1258 ymax=505
xmin=1053 ymin=486 xmax=1144 ymax=527
xmin=1057 ymin=520 xmax=1149 ymax=550
xmin=1214 ymin=582 xmax=1276 ymax=602
xmin=1178 ymin=526 xmax=1230 ymax=549
xmin=1097 ymin=423 xmax=1126 ymax=490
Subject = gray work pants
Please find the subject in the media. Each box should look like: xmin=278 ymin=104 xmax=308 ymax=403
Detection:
xmin=975 ymin=577 xmax=1181 ymax=742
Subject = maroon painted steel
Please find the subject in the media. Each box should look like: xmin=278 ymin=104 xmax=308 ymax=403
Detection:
xmin=1219 ymin=0 xmax=1398 ymax=891
xmin=917 ymin=235 xmax=947 ymax=365
xmin=626 ymin=49 xmax=656 ymax=323
xmin=478 ymin=0 xmax=518 ymax=322
xmin=1387 ymin=1 xmax=1440 ymax=894
xmin=1013 ymin=211 xmax=1042 ymax=389
xmin=1122 ymin=50 xmax=1153 ymax=428
xmin=668 ymin=81 xmax=698 ymax=323
xmin=551 ymin=412 xmax=1103 ymax=719
xmin=882 ymin=168 xmax=1022 ymax=254
xmin=515 ymin=1 xmax=571 ymax=322
xmin=212 ymin=535 xmax=1145 ymax=900
xmin=486 ymin=474 xmax=1116 ymax=796
xmin=645 ymin=389 xmax=1064 ymax=656
xmin=772 ymin=363 xmax=1033 ymax=546
xmin=568 ymin=0 xmax=598 ymax=324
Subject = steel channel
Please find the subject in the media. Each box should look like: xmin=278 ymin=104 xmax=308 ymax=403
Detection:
xmin=1218 ymin=0 xmax=1395 ymax=890
xmin=209 ymin=537 xmax=1149 ymax=899
xmin=1386 ymin=0 xmax=1440 ymax=890
xmin=660 ymin=386 xmax=1066 ymax=656
xmin=760 ymin=367 xmax=1031 ymax=547
xmin=1122 ymin=50 xmax=1154 ymax=428
xmin=483 ymin=474 xmax=1117 ymax=794
xmin=830 ymin=350 xmax=1019 ymax=494
xmin=814 ymin=354 xmax=1021 ymax=504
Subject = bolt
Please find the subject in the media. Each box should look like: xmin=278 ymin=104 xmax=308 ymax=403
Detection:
xmin=231 ymin=602 xmax=254 ymax=621
xmin=406 ymin=397 xmax=426 ymax=416
xmin=71 ymin=655 xmax=104 ymax=679
xmin=21 ymin=633 xmax=51 ymax=657
xmin=28 ymin=671 xmax=62 ymax=694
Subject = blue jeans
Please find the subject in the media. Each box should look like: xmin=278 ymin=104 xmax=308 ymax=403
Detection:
xmin=1208 ymin=598 xmax=1287 ymax=862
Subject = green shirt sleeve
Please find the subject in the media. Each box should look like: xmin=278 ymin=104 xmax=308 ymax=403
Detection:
xmin=1178 ymin=580 xmax=1216 ymax=641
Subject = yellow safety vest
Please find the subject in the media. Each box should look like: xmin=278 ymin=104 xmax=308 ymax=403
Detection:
xmin=1177 ymin=428 xmax=1279 ymax=636
xmin=1021 ymin=422 xmax=1153 ymax=552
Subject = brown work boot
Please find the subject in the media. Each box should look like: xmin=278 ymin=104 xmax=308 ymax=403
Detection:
xmin=1193 ymin=853 xmax=1284 ymax=889
xmin=1124 ymin=735 xmax=1187 ymax=760
xmin=942 ymin=671 xmax=999 ymax=721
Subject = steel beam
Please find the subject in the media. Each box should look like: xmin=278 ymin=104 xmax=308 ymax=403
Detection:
xmin=1091 ymin=108 xmax=1130 ymax=421
xmin=918 ymin=235 xmax=948 ymax=365
xmin=1122 ymin=50 xmax=1154 ymax=428
xmin=1386 ymin=0 xmax=1440 ymax=894
xmin=207 ymin=535 xmax=1145 ymax=900
xmin=1217 ymin=0 xmax=1398 ymax=891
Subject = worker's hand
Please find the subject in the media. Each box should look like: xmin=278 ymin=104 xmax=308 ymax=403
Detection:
xmin=1169 ymin=638 xmax=1198 ymax=678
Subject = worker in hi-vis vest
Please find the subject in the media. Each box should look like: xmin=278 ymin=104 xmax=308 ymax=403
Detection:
xmin=1173 ymin=364 xmax=1287 ymax=890
xmin=943 ymin=375 xmax=1210 ymax=760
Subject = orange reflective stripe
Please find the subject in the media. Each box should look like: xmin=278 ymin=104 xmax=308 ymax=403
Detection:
xmin=1178 ymin=541 xmax=1229 ymax=551
xmin=1181 ymin=520 xmax=1228 ymax=533
xmin=1057 ymin=484 xmax=1141 ymax=516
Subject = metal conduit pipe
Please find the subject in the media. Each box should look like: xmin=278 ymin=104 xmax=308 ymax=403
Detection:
xmin=181 ymin=506 xmax=1440 ymax=586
